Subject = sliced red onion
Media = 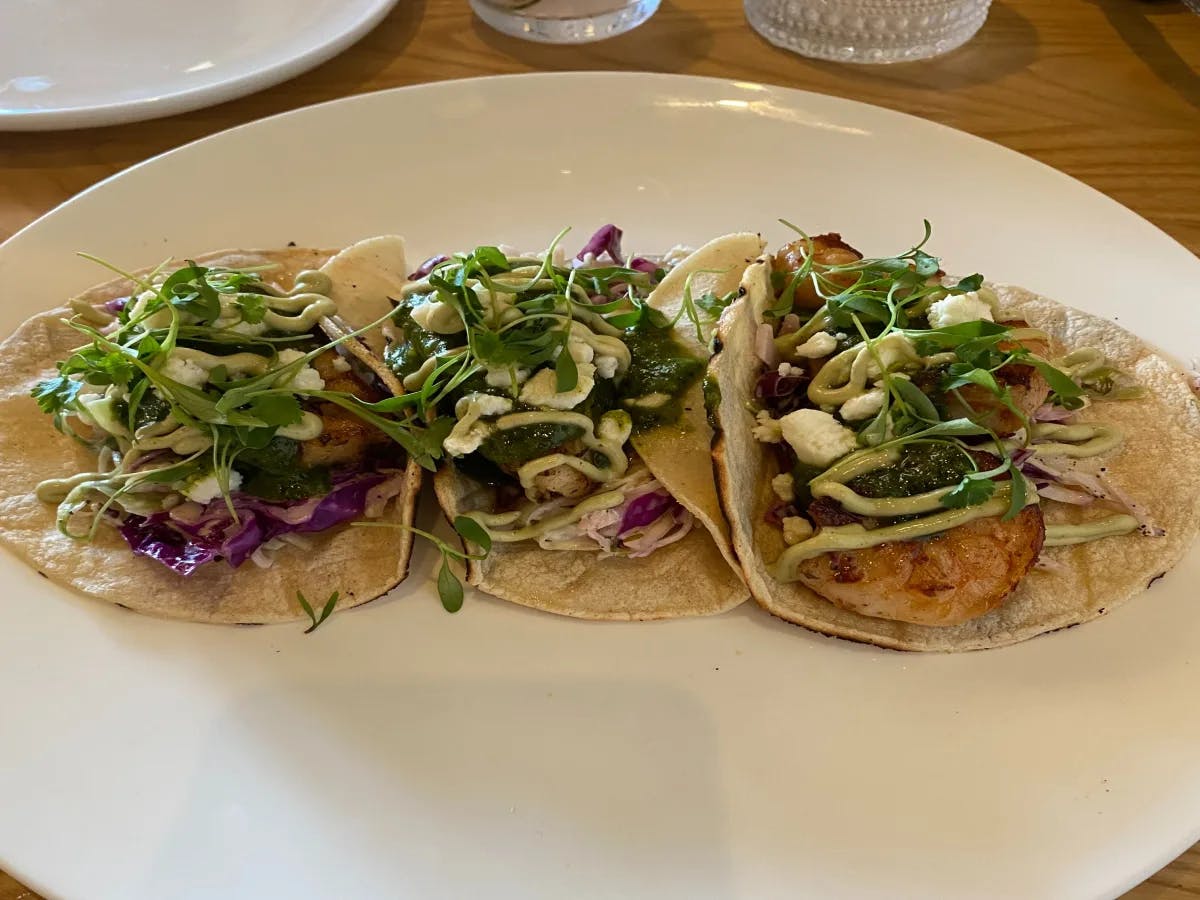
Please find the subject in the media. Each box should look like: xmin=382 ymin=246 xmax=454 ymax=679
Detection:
xmin=1096 ymin=471 xmax=1160 ymax=533
xmin=1036 ymin=483 xmax=1095 ymax=505
xmin=575 ymin=224 xmax=624 ymax=265
xmin=408 ymin=254 xmax=449 ymax=280
xmin=779 ymin=314 xmax=801 ymax=336
xmin=625 ymin=508 xmax=694 ymax=558
xmin=363 ymin=472 xmax=409 ymax=519
xmin=580 ymin=507 xmax=622 ymax=553
xmin=756 ymin=323 xmax=779 ymax=368
xmin=628 ymin=256 xmax=660 ymax=276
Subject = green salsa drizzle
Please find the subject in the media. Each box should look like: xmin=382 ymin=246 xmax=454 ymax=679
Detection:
xmin=619 ymin=322 xmax=704 ymax=432
xmin=478 ymin=422 xmax=586 ymax=467
xmin=847 ymin=442 xmax=975 ymax=500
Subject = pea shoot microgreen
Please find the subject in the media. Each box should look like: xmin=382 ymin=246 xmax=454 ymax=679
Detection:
xmin=296 ymin=590 xmax=340 ymax=634
xmin=355 ymin=515 xmax=492 ymax=612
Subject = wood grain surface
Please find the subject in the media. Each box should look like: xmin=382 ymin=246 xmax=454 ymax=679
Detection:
xmin=1 ymin=0 xmax=1198 ymax=897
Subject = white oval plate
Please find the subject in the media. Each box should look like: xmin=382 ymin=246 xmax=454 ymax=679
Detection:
xmin=1 ymin=74 xmax=1197 ymax=900
xmin=0 ymin=0 xmax=398 ymax=130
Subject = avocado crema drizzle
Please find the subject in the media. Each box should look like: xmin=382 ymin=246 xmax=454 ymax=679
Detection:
xmin=756 ymin=224 xmax=1148 ymax=582
xmin=33 ymin=257 xmax=441 ymax=541
xmin=383 ymin=233 xmax=725 ymax=548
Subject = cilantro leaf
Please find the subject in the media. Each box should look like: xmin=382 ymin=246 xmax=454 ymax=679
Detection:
xmin=940 ymin=473 xmax=996 ymax=509
xmin=31 ymin=375 xmax=83 ymax=425
xmin=236 ymin=293 xmax=268 ymax=325
xmin=161 ymin=263 xmax=221 ymax=324
xmin=695 ymin=289 xmax=737 ymax=318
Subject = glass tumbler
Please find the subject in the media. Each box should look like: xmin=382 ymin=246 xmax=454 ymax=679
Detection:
xmin=744 ymin=0 xmax=992 ymax=64
xmin=470 ymin=0 xmax=661 ymax=43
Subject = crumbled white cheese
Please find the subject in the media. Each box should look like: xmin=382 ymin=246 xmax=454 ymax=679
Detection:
xmin=752 ymin=410 xmax=783 ymax=443
xmin=863 ymin=333 xmax=918 ymax=378
xmin=779 ymin=408 xmax=859 ymax=468
xmin=331 ymin=355 xmax=352 ymax=373
xmin=443 ymin=422 xmax=490 ymax=457
xmin=183 ymin=471 xmax=242 ymax=504
xmin=927 ymin=292 xmax=995 ymax=329
xmin=485 ymin=366 xmax=530 ymax=389
xmin=276 ymin=350 xmax=325 ymax=392
xmin=463 ymin=393 xmax=513 ymax=418
xmin=791 ymin=331 xmax=838 ymax=359
xmin=443 ymin=393 xmax=513 ymax=457
xmin=777 ymin=363 xmax=806 ymax=378
xmin=519 ymin=363 xmax=596 ymax=410
xmin=229 ymin=319 xmax=268 ymax=337
xmin=566 ymin=337 xmax=594 ymax=364
xmin=782 ymin=516 xmax=814 ymax=545
xmin=594 ymin=355 xmax=620 ymax=380
xmin=771 ymin=473 xmax=796 ymax=503
xmin=277 ymin=412 xmax=324 ymax=441
xmin=161 ymin=356 xmax=209 ymax=389
xmin=839 ymin=388 xmax=886 ymax=422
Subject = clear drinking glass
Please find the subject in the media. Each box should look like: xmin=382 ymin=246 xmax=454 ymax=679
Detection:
xmin=470 ymin=0 xmax=661 ymax=43
xmin=744 ymin=0 xmax=992 ymax=64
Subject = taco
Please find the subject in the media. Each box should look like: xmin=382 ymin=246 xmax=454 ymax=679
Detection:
xmin=384 ymin=226 xmax=759 ymax=619
xmin=0 ymin=237 xmax=436 ymax=624
xmin=709 ymin=228 xmax=1200 ymax=650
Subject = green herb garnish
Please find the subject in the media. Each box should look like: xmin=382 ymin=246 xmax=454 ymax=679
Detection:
xmin=297 ymin=590 xmax=340 ymax=634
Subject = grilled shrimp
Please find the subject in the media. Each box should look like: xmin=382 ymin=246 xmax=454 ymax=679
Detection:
xmin=298 ymin=351 xmax=390 ymax=468
xmin=794 ymin=505 xmax=1045 ymax=626
xmin=772 ymin=233 xmax=863 ymax=311
xmin=942 ymin=321 xmax=1051 ymax=436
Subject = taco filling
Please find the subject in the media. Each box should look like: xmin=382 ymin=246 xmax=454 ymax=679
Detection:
xmin=386 ymin=226 xmax=717 ymax=560
xmin=30 ymin=250 xmax=439 ymax=577
xmin=743 ymin=227 xmax=1155 ymax=627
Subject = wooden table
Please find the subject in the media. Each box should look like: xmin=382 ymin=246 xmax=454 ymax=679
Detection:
xmin=1 ymin=0 xmax=1197 ymax=896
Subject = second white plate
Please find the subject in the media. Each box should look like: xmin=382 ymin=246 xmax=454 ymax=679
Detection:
xmin=0 ymin=0 xmax=398 ymax=130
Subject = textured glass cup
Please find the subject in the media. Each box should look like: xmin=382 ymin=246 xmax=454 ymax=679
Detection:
xmin=469 ymin=0 xmax=660 ymax=43
xmin=744 ymin=0 xmax=992 ymax=64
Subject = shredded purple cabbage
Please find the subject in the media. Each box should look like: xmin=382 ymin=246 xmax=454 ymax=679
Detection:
xmin=409 ymin=254 xmax=449 ymax=280
xmin=118 ymin=516 xmax=219 ymax=576
xmin=618 ymin=490 xmax=675 ymax=534
xmin=118 ymin=472 xmax=388 ymax=576
xmin=575 ymin=224 xmax=624 ymax=265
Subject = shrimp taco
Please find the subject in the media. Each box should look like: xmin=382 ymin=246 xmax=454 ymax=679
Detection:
xmin=385 ymin=226 xmax=760 ymax=619
xmin=709 ymin=227 xmax=1200 ymax=651
xmin=0 ymin=237 xmax=439 ymax=624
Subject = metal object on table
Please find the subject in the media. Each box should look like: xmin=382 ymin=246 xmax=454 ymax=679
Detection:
xmin=744 ymin=0 xmax=992 ymax=63
xmin=469 ymin=0 xmax=660 ymax=42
